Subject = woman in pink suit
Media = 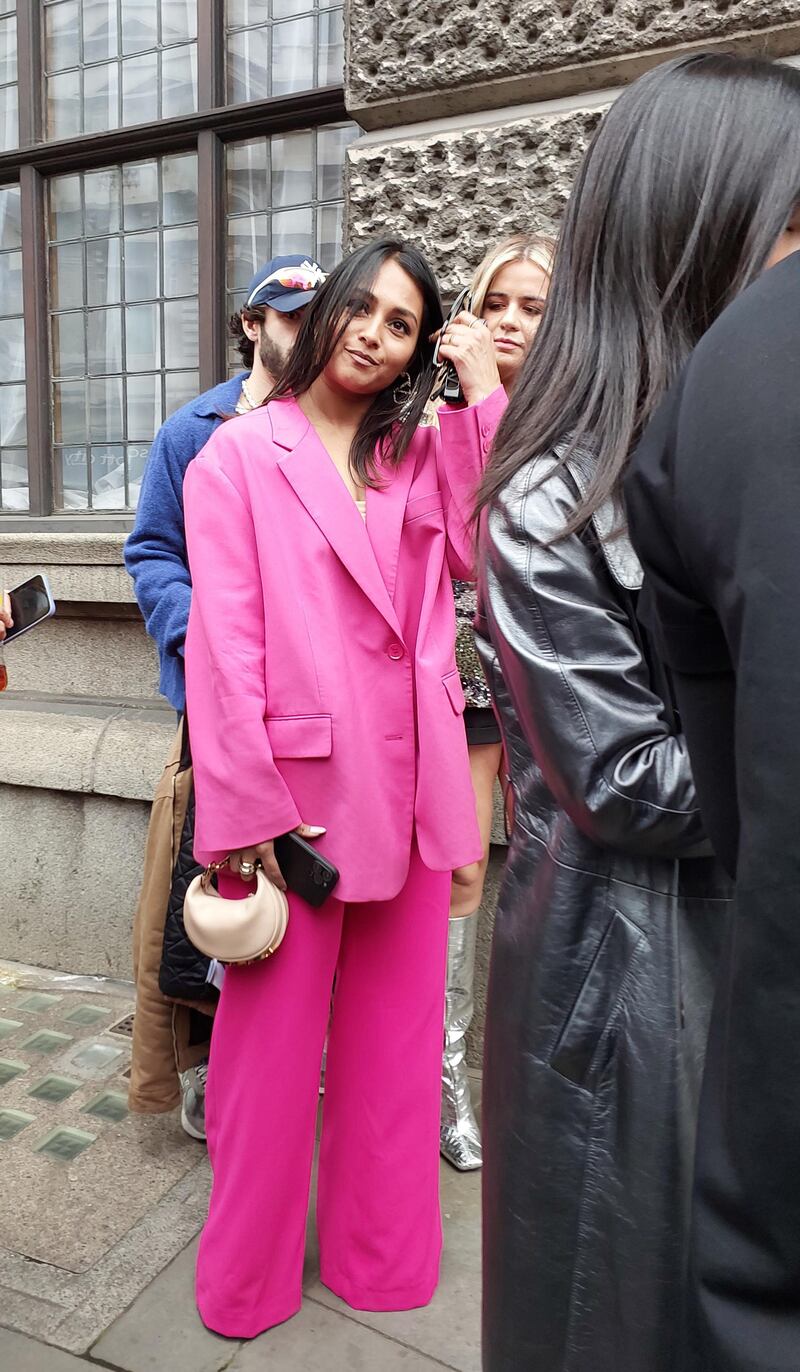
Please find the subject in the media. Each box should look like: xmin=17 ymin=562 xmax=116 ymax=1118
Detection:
xmin=183 ymin=239 xmax=506 ymax=1338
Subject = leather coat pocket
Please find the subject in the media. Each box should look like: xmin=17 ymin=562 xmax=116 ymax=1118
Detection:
xmin=550 ymin=910 xmax=645 ymax=1092
xmin=265 ymin=714 xmax=332 ymax=759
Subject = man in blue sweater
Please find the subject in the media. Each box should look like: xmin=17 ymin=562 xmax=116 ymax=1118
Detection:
xmin=124 ymin=255 xmax=325 ymax=1140
xmin=125 ymin=255 xmax=325 ymax=713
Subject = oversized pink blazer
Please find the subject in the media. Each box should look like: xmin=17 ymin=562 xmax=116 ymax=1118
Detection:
xmin=183 ymin=387 xmax=508 ymax=904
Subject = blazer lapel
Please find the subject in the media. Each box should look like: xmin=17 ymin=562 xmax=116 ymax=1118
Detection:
xmin=366 ymin=439 xmax=418 ymax=605
xmin=271 ymin=398 xmax=404 ymax=638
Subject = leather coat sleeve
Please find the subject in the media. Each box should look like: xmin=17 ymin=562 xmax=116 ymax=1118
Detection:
xmin=481 ymin=459 xmax=707 ymax=856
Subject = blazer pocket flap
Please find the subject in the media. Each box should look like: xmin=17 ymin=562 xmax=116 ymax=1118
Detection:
xmin=404 ymin=490 xmax=444 ymax=523
xmin=443 ymin=671 xmax=466 ymax=715
xmin=266 ymin=714 xmax=333 ymax=759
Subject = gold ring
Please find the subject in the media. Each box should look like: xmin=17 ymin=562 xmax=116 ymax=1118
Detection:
xmin=239 ymin=860 xmax=257 ymax=878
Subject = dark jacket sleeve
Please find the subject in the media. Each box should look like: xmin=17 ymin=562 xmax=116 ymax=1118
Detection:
xmin=481 ymin=457 xmax=707 ymax=857
xmin=124 ymin=423 xmax=195 ymax=691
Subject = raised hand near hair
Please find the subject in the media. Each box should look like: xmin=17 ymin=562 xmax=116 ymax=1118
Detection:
xmin=230 ymin=822 xmax=327 ymax=890
xmin=435 ymin=310 xmax=502 ymax=407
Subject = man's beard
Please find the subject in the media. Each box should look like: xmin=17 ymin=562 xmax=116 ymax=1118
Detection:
xmin=258 ymin=330 xmax=289 ymax=382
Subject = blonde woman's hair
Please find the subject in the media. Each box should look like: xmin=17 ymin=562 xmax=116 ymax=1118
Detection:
xmin=469 ymin=232 xmax=556 ymax=318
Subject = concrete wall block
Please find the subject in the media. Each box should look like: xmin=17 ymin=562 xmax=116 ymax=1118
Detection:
xmin=347 ymin=0 xmax=800 ymax=118
xmin=0 ymin=708 xmax=174 ymax=801
xmin=91 ymin=717 xmax=176 ymax=802
xmin=3 ymin=616 xmax=159 ymax=701
xmin=348 ymin=105 xmax=603 ymax=295
xmin=1 ymin=560 xmax=136 ymax=604
xmin=0 ymin=785 xmax=147 ymax=980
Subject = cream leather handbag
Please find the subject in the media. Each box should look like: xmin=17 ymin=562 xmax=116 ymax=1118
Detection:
xmin=183 ymin=859 xmax=289 ymax=966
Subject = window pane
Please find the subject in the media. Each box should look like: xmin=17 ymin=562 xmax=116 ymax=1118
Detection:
xmin=126 ymin=373 xmax=161 ymax=440
xmin=0 ymin=83 xmax=17 ymax=153
xmin=128 ymin=441 xmax=151 ymax=491
xmin=0 ymin=185 xmax=21 ymax=250
xmin=83 ymin=0 xmax=119 ymax=64
xmin=227 ymin=0 xmax=261 ymax=25
xmin=272 ymin=18 xmax=314 ymax=96
xmin=163 ymin=299 xmax=198 ymax=368
xmin=0 ymin=13 xmax=17 ymax=85
xmin=0 ymin=247 xmax=21 ymax=315
xmin=47 ymin=71 xmax=81 ymax=140
xmin=84 ymin=168 xmax=122 ymax=237
xmin=318 ymin=10 xmax=344 ymax=89
xmin=161 ymin=43 xmax=197 ymax=120
xmin=317 ymin=124 xmax=357 ymax=202
xmin=89 ymin=379 xmax=124 ymax=441
xmin=84 ymin=61 xmax=120 ymax=133
xmin=59 ymin=447 xmax=89 ymax=508
xmin=162 ymin=1 xmax=198 ymax=44
xmin=49 ymin=175 xmax=83 ymax=241
xmin=227 ymin=28 xmax=269 ymax=104
xmin=52 ymin=313 xmax=86 ymax=379
xmin=124 ymin=231 xmax=160 ymax=302
xmin=165 ymin=370 xmax=198 ymax=418
xmin=273 ymin=0 xmax=312 ymax=18
xmin=122 ymin=51 xmax=159 ymax=126
xmin=272 ymin=132 xmax=314 ymax=209
xmin=125 ymin=302 xmax=162 ymax=371
xmin=123 ymin=162 xmax=159 ymax=231
xmin=53 ymin=383 xmax=87 ymax=443
xmin=87 ymin=307 xmax=123 ymax=374
xmin=1 ymin=450 xmax=29 ymax=511
xmin=227 ymin=140 xmax=268 ymax=217
xmin=49 ymin=242 xmax=84 ymax=309
xmin=271 ymin=207 xmax=314 ymax=259
xmin=45 ymin=2 xmax=79 ymax=74
xmin=91 ymin=444 xmax=127 ymax=507
xmin=121 ymin=0 xmax=159 ymax=56
xmin=163 ymin=226 xmax=198 ymax=298
xmin=0 ymin=316 xmax=24 ymax=381
xmin=0 ymin=385 xmax=26 ymax=446
xmin=86 ymin=237 xmax=122 ymax=307
xmin=227 ymin=214 xmax=268 ymax=290
xmin=317 ymin=202 xmax=344 ymax=269
xmin=162 ymin=154 xmax=198 ymax=225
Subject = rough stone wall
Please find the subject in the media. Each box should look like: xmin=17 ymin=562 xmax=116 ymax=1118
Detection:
xmin=347 ymin=104 xmax=604 ymax=294
xmin=348 ymin=0 xmax=800 ymax=117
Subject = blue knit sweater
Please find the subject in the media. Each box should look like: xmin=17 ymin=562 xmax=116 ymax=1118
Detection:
xmin=124 ymin=374 xmax=248 ymax=713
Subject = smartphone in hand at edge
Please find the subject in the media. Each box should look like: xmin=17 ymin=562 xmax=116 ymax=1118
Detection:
xmin=3 ymin=573 xmax=56 ymax=644
xmin=273 ymin=830 xmax=340 ymax=908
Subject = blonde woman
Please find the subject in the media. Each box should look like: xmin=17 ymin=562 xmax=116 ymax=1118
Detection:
xmin=440 ymin=233 xmax=554 ymax=1170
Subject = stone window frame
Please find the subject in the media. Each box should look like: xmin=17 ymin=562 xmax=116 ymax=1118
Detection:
xmin=0 ymin=0 xmax=350 ymax=529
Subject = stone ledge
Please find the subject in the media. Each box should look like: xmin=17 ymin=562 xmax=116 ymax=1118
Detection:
xmin=0 ymin=699 xmax=174 ymax=802
xmin=347 ymin=8 xmax=800 ymax=127
xmin=0 ymin=533 xmax=135 ymax=607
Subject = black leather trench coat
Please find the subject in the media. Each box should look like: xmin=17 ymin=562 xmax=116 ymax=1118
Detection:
xmin=475 ymin=453 xmax=731 ymax=1372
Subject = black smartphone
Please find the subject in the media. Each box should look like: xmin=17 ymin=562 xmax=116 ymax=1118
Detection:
xmin=432 ymin=286 xmax=474 ymax=404
xmin=273 ymin=831 xmax=340 ymax=908
xmin=3 ymin=574 xmax=56 ymax=643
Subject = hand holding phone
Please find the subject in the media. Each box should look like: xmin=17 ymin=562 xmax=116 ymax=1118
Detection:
xmin=2 ymin=574 xmax=56 ymax=644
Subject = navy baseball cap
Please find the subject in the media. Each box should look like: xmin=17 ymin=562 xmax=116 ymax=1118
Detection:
xmin=244 ymin=255 xmax=326 ymax=313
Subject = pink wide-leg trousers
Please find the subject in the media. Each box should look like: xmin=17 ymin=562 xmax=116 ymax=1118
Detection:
xmin=195 ymin=842 xmax=451 ymax=1338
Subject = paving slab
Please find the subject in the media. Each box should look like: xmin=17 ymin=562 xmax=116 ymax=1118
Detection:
xmin=230 ymin=1299 xmax=458 ymax=1371
xmin=91 ymin=1239 xmax=241 ymax=1372
xmin=0 ymin=1327 xmax=90 ymax=1370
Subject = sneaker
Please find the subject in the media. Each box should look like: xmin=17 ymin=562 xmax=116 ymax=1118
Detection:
xmin=180 ymin=1061 xmax=208 ymax=1141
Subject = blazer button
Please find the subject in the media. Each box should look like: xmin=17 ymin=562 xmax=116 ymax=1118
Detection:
xmin=387 ymin=643 xmax=404 ymax=660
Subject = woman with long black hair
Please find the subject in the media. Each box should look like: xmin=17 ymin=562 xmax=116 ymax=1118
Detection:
xmin=182 ymin=239 xmax=506 ymax=1337
xmin=474 ymin=53 xmax=800 ymax=1372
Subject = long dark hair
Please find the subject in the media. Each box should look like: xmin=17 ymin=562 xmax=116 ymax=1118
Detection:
xmin=266 ymin=239 xmax=443 ymax=486
xmin=477 ymin=53 xmax=800 ymax=533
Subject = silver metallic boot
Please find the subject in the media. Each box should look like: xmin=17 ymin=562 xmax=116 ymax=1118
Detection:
xmin=440 ymin=913 xmax=482 ymax=1170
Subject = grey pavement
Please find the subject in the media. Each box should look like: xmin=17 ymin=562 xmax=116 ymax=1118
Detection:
xmin=1 ymin=1157 xmax=481 ymax=1372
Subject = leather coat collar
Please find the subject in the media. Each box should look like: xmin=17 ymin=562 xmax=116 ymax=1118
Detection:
xmin=556 ymin=442 xmax=644 ymax=592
